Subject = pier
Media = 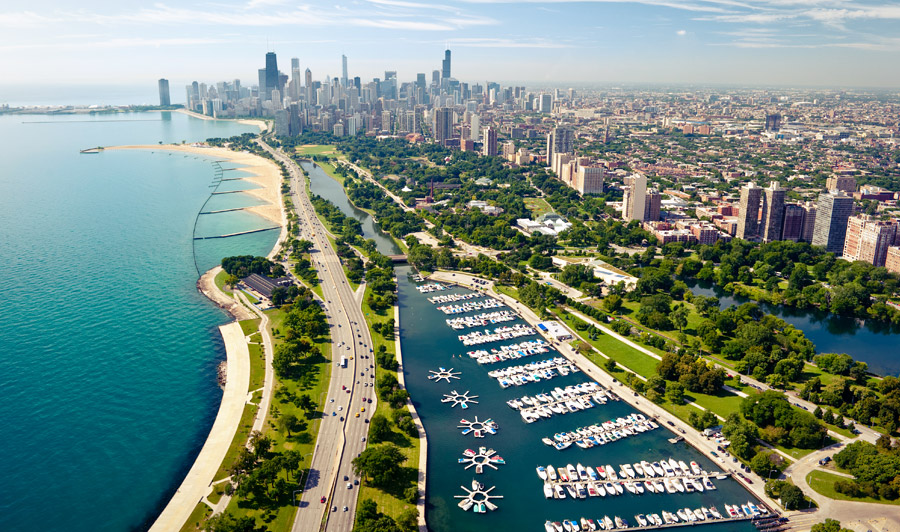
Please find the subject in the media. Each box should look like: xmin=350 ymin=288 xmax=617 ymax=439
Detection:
xmin=210 ymin=189 xmax=255 ymax=195
xmin=428 ymin=367 xmax=461 ymax=383
xmin=458 ymin=447 xmax=506 ymax=474
xmin=458 ymin=417 xmax=498 ymax=438
xmin=454 ymin=480 xmax=503 ymax=513
xmin=441 ymin=391 xmax=479 ymax=409
xmin=193 ymin=226 xmax=280 ymax=240
xmin=198 ymin=207 xmax=252 ymax=215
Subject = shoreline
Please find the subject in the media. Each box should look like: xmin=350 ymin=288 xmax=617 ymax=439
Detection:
xmin=105 ymin=143 xmax=284 ymax=227
xmin=175 ymin=108 xmax=268 ymax=133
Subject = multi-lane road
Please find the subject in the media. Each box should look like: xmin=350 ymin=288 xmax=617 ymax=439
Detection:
xmin=258 ymin=140 xmax=376 ymax=532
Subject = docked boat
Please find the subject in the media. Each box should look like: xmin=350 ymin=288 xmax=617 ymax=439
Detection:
xmin=651 ymin=461 xmax=665 ymax=476
xmin=709 ymin=506 xmax=722 ymax=519
xmin=676 ymin=509 xmax=689 ymax=522
xmin=635 ymin=514 xmax=648 ymax=527
xmin=542 ymin=437 xmax=555 ymax=446
xmin=586 ymin=466 xmax=599 ymax=481
xmin=557 ymin=467 xmax=568 ymax=482
xmin=577 ymin=463 xmax=588 ymax=481
xmin=603 ymin=516 xmax=614 ymax=530
xmin=684 ymin=508 xmax=697 ymax=522
xmin=604 ymin=465 xmax=617 ymax=480
xmin=458 ymin=499 xmax=474 ymax=511
xmin=537 ymin=466 xmax=548 ymax=480
xmin=643 ymin=480 xmax=655 ymax=493
xmin=632 ymin=462 xmax=644 ymax=476
xmin=624 ymin=482 xmax=636 ymax=494
xmin=649 ymin=514 xmax=662 ymax=525
xmin=741 ymin=504 xmax=752 ymax=516
xmin=622 ymin=463 xmax=636 ymax=478
xmin=603 ymin=482 xmax=616 ymax=496
xmin=575 ymin=482 xmax=587 ymax=499
xmin=614 ymin=516 xmax=626 ymax=529
xmin=544 ymin=521 xmax=555 ymax=532
xmin=690 ymin=461 xmax=702 ymax=475
xmin=565 ymin=484 xmax=577 ymax=499
xmin=547 ymin=465 xmax=558 ymax=481
xmin=694 ymin=508 xmax=706 ymax=521
xmin=566 ymin=464 xmax=578 ymax=480
xmin=543 ymin=483 xmax=553 ymax=499
xmin=704 ymin=477 xmax=716 ymax=490
xmin=554 ymin=484 xmax=566 ymax=499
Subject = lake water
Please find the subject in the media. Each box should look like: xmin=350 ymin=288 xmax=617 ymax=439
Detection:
xmin=685 ymin=280 xmax=900 ymax=376
xmin=396 ymin=271 xmax=760 ymax=532
xmin=301 ymin=161 xmax=402 ymax=256
xmin=0 ymin=111 xmax=275 ymax=531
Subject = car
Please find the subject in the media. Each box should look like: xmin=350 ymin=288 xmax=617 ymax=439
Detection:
xmin=347 ymin=483 xmax=353 ymax=489
xmin=340 ymin=416 xmax=344 ymax=421
xmin=341 ymin=385 xmax=346 ymax=390
xmin=355 ymin=413 xmax=360 ymax=418
xmin=364 ymin=383 xmax=368 ymax=387
xmin=362 ymin=436 xmax=366 ymax=442
xmin=344 ymin=475 xmax=349 ymax=481
xmin=710 ymin=451 xmax=719 ymax=457
xmin=321 ymin=496 xmax=327 ymax=503
xmin=332 ymin=412 xmax=336 ymax=416
xmin=368 ymin=398 xmax=372 ymax=403
xmin=364 ymin=418 xmax=369 ymax=423
xmin=338 ymin=406 xmax=343 ymax=411
xmin=330 ymin=398 xmax=334 ymax=402
xmin=667 ymin=421 xmax=675 ymax=427
xmin=361 ymin=407 xmax=365 ymax=412
xmin=343 ymin=506 xmax=348 ymax=512
xmin=354 ymin=479 xmax=359 ymax=485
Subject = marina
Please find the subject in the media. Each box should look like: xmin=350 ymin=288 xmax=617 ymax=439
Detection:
xmin=454 ymin=479 xmax=504 ymax=513
xmin=464 ymin=339 xmax=551 ymax=365
xmin=416 ymin=282 xmax=448 ymax=293
xmin=459 ymin=324 xmax=537 ymax=346
xmin=505 ymin=382 xmax=620 ymax=423
xmin=428 ymin=367 xmax=462 ymax=383
xmin=428 ymin=292 xmax=483 ymax=304
xmin=437 ymin=298 xmax=505 ymax=315
xmin=488 ymin=357 xmax=580 ymax=388
xmin=543 ymin=414 xmax=659 ymax=450
xmin=543 ymin=501 xmax=767 ymax=531
xmin=446 ymin=310 xmax=517 ymax=330
xmin=458 ymin=447 xmax=507 ymax=474
xmin=395 ymin=273 xmax=766 ymax=532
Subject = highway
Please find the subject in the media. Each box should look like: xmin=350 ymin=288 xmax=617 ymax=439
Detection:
xmin=257 ymin=140 xmax=375 ymax=532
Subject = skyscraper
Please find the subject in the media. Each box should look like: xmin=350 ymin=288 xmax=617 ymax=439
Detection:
xmin=433 ymin=107 xmax=454 ymax=145
xmin=623 ymin=173 xmax=647 ymax=222
xmin=736 ymin=182 xmax=762 ymax=240
xmin=843 ymin=215 xmax=897 ymax=266
xmin=341 ymin=54 xmax=348 ymax=87
xmin=442 ymin=49 xmax=451 ymax=80
xmin=304 ymin=68 xmax=313 ymax=103
xmin=760 ymin=181 xmax=785 ymax=243
xmin=546 ymin=127 xmax=574 ymax=166
xmin=265 ymin=52 xmax=280 ymax=101
xmin=781 ymin=203 xmax=805 ymax=242
xmin=158 ymin=78 xmax=170 ymax=106
xmin=470 ymin=115 xmax=481 ymax=141
xmin=765 ymin=113 xmax=781 ymax=132
xmin=291 ymin=58 xmax=301 ymax=99
xmin=812 ymin=191 xmax=854 ymax=253
xmin=644 ymin=189 xmax=661 ymax=222
xmin=539 ymin=93 xmax=552 ymax=113
xmin=482 ymin=126 xmax=497 ymax=157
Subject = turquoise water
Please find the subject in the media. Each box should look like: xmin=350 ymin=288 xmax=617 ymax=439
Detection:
xmin=395 ymin=269 xmax=760 ymax=532
xmin=685 ymin=280 xmax=900 ymax=376
xmin=0 ymin=112 xmax=275 ymax=531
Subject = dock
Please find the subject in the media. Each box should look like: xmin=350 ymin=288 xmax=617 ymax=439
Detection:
xmin=210 ymin=189 xmax=255 ymax=195
xmin=198 ymin=207 xmax=251 ymax=215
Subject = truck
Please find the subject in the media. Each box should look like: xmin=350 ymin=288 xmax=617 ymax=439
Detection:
xmin=339 ymin=356 xmax=347 ymax=368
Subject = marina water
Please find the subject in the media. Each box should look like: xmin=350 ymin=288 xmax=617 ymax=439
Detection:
xmin=0 ymin=112 xmax=274 ymax=531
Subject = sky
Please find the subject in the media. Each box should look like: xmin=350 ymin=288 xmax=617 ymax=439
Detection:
xmin=2 ymin=0 xmax=900 ymax=101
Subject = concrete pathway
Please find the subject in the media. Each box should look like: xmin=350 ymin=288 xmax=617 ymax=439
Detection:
xmin=149 ymin=322 xmax=251 ymax=532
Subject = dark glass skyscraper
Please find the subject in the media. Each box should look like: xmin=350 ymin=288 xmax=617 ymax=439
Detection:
xmin=442 ymin=49 xmax=451 ymax=79
xmin=265 ymin=52 xmax=280 ymax=101
xmin=157 ymin=78 xmax=170 ymax=106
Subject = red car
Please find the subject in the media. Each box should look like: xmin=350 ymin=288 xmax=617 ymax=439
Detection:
xmin=320 ymin=496 xmax=326 ymax=503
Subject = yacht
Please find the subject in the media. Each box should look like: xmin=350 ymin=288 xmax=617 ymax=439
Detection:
xmin=543 ymin=483 xmax=553 ymax=499
xmin=690 ymin=461 xmax=702 ymax=475
xmin=709 ymin=506 xmax=722 ymax=519
xmin=603 ymin=516 xmax=614 ymax=530
xmin=542 ymin=437 xmax=555 ymax=446
xmin=684 ymin=508 xmax=698 ymax=522
xmin=586 ymin=466 xmax=599 ymax=481
xmin=632 ymin=462 xmax=644 ymax=476
xmin=554 ymin=484 xmax=566 ymax=499
xmin=565 ymin=484 xmax=577 ymax=498
xmin=641 ymin=461 xmax=656 ymax=477
xmin=643 ymin=480 xmax=655 ymax=493
xmin=614 ymin=516 xmax=627 ymax=529
xmin=547 ymin=465 xmax=558 ymax=481
xmin=622 ymin=463 xmax=636 ymax=478
xmin=635 ymin=514 xmax=648 ymax=527
xmin=678 ymin=460 xmax=690 ymax=474
xmin=624 ymin=482 xmax=637 ymax=494
xmin=577 ymin=463 xmax=588 ymax=480
xmin=649 ymin=514 xmax=662 ymax=525
xmin=604 ymin=465 xmax=618 ymax=480
xmin=613 ymin=482 xmax=623 ymax=495
xmin=567 ymin=464 xmax=578 ymax=480
xmin=694 ymin=508 xmax=706 ymax=521
xmin=604 ymin=482 xmax=617 ymax=496
xmin=676 ymin=509 xmax=689 ymax=522
xmin=704 ymin=477 xmax=716 ymax=490
xmin=536 ymin=466 xmax=548 ymax=480
xmin=650 ymin=461 xmax=665 ymax=476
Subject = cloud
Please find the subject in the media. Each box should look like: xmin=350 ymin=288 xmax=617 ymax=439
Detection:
xmin=0 ymin=37 xmax=226 ymax=52
xmin=449 ymin=37 xmax=575 ymax=48
xmin=677 ymin=29 xmax=688 ymax=35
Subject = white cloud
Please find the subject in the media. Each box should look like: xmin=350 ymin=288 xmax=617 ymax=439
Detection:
xmin=449 ymin=37 xmax=575 ymax=48
xmin=677 ymin=29 xmax=688 ymax=35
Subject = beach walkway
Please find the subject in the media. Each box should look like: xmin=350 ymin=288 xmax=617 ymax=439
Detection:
xmin=149 ymin=322 xmax=250 ymax=532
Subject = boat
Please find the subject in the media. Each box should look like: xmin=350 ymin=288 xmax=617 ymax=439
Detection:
xmin=649 ymin=514 xmax=662 ymax=525
xmin=684 ymin=508 xmax=697 ymax=522
xmin=702 ymin=507 xmax=713 ymax=520
xmin=622 ymin=463 xmax=636 ymax=478
xmin=683 ymin=477 xmax=694 ymax=493
xmin=633 ymin=462 xmax=644 ymax=476
xmin=542 ymin=437 xmax=555 ymax=446
xmin=748 ymin=502 xmax=761 ymax=516
xmin=692 ymin=478 xmax=704 ymax=492
xmin=741 ymin=504 xmax=752 ymax=516
xmin=709 ymin=506 xmax=722 ymax=519
xmin=704 ymin=477 xmax=716 ymax=490
xmin=575 ymin=482 xmax=587 ymax=499
xmin=604 ymin=482 xmax=616 ymax=496
xmin=537 ymin=466 xmax=548 ymax=480
xmin=565 ymin=484 xmax=577 ymax=498
xmin=458 ymin=499 xmax=474 ymax=511
xmin=471 ymin=479 xmax=482 ymax=491
xmin=643 ymin=480 xmax=655 ymax=493
xmin=577 ymin=463 xmax=588 ymax=480
xmin=624 ymin=482 xmax=636 ymax=494
xmin=587 ymin=483 xmax=600 ymax=497
xmin=676 ymin=509 xmax=689 ymax=522
xmin=603 ymin=516 xmax=614 ymax=530
xmin=642 ymin=461 xmax=656 ymax=477
xmin=694 ymin=508 xmax=706 ymax=521
xmin=557 ymin=467 xmax=569 ymax=482
xmin=587 ymin=466 xmax=599 ymax=481
xmin=678 ymin=460 xmax=690 ymax=474
xmin=613 ymin=482 xmax=623 ymax=495
xmin=650 ymin=461 xmax=665 ymax=476
xmin=690 ymin=461 xmax=702 ymax=475
xmin=548 ymin=466 xmax=558 ymax=481
xmin=614 ymin=516 xmax=626 ymax=529
xmin=635 ymin=514 xmax=648 ymax=527
xmin=543 ymin=483 xmax=553 ymax=498
xmin=544 ymin=522 xmax=555 ymax=532
xmin=567 ymin=464 xmax=578 ymax=480
xmin=604 ymin=465 xmax=617 ymax=480
xmin=554 ymin=441 xmax=572 ymax=451
xmin=554 ymin=484 xmax=566 ymax=499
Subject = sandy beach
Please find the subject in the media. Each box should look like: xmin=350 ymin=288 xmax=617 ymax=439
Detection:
xmin=105 ymin=143 xmax=284 ymax=230
xmin=175 ymin=108 xmax=268 ymax=132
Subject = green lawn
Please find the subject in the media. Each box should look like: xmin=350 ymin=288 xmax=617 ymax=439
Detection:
xmin=179 ymin=503 xmax=213 ymax=532
xmin=317 ymin=161 xmax=345 ymax=184
xmin=806 ymin=470 xmax=900 ymax=506
xmin=773 ymin=443 xmax=817 ymax=460
xmin=560 ymin=312 xmax=659 ymax=378
xmin=295 ymin=144 xmax=337 ymax=156
xmin=357 ymin=286 xmax=420 ymax=521
xmin=524 ymin=197 xmax=554 ymax=217
xmin=683 ymin=391 xmax=744 ymax=419
xmin=215 ymin=269 xmax=234 ymax=296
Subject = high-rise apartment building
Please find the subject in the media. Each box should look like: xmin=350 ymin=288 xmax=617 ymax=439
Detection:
xmin=539 ymin=93 xmax=552 ymax=113
xmin=843 ymin=215 xmax=897 ymax=267
xmin=341 ymin=54 xmax=348 ymax=87
xmin=801 ymin=201 xmax=818 ymax=242
xmin=623 ymin=173 xmax=647 ymax=222
xmin=573 ymin=165 xmax=604 ymax=196
xmin=482 ymin=126 xmax=497 ymax=157
xmin=886 ymin=247 xmax=900 ymax=275
xmin=470 ymin=115 xmax=481 ymax=141
xmin=158 ymin=79 xmax=170 ymax=106
xmin=736 ymin=182 xmax=762 ymax=240
xmin=433 ymin=107 xmax=454 ymax=145
xmin=781 ymin=203 xmax=806 ymax=241
xmin=812 ymin=191 xmax=854 ymax=253
xmin=826 ymin=175 xmax=857 ymax=194
xmin=546 ymin=127 xmax=574 ymax=167
xmin=645 ymin=190 xmax=662 ymax=222
xmin=442 ymin=49 xmax=451 ymax=80
xmin=264 ymin=52 xmax=280 ymax=101
xmin=760 ymin=181 xmax=785 ymax=242
xmin=765 ymin=113 xmax=781 ymax=132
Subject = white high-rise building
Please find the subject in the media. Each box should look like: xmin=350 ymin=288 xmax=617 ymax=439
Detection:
xmin=623 ymin=173 xmax=647 ymax=222
xmin=470 ymin=115 xmax=481 ymax=141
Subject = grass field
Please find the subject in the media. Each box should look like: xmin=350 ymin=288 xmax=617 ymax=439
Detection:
xmin=806 ymin=470 xmax=900 ymax=506
xmin=356 ymin=285 xmax=420 ymax=520
xmin=295 ymin=144 xmax=337 ymax=156
xmin=560 ymin=312 xmax=660 ymax=378
xmin=215 ymin=269 xmax=234 ymax=296
xmin=524 ymin=197 xmax=554 ymax=217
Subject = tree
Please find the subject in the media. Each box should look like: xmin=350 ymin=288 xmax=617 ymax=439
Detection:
xmin=369 ymin=413 xmax=392 ymax=442
xmin=352 ymin=444 xmax=406 ymax=487
xmin=665 ymin=382 xmax=685 ymax=404
xmin=779 ymin=483 xmax=805 ymax=510
xmin=396 ymin=508 xmax=418 ymax=532
xmin=811 ymin=519 xmax=853 ymax=532
xmin=224 ymin=274 xmax=239 ymax=289
xmin=603 ymin=294 xmax=623 ymax=313
xmin=278 ymin=413 xmax=306 ymax=438
xmin=203 ymin=512 xmax=262 ymax=532
xmin=270 ymin=286 xmax=287 ymax=306
xmin=604 ymin=358 xmax=617 ymax=372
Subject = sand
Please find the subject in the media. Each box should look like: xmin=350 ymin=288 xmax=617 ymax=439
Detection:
xmin=175 ymin=108 xmax=268 ymax=132
xmin=106 ymin=143 xmax=285 ymax=228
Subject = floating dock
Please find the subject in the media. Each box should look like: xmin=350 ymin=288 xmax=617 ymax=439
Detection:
xmin=454 ymin=479 xmax=503 ymax=513
xmin=442 ymin=390 xmax=479 ymax=409
xmin=428 ymin=367 xmax=461 ymax=383
xmin=458 ymin=417 xmax=498 ymax=438
xmin=458 ymin=446 xmax=506 ymax=474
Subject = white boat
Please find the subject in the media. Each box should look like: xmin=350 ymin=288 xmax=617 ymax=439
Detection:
xmin=685 ymin=508 xmax=698 ymax=522
xmin=604 ymin=482 xmax=617 ymax=496
xmin=694 ymin=508 xmax=706 ymax=521
xmin=704 ymin=477 xmax=716 ymax=490
xmin=614 ymin=516 xmax=626 ymax=529
xmin=651 ymin=461 xmax=665 ymax=476
xmin=692 ymin=478 xmax=705 ymax=492
xmin=642 ymin=461 xmax=656 ymax=477
xmin=622 ymin=463 xmax=636 ymax=478
xmin=690 ymin=461 xmax=702 ymax=475
xmin=543 ymin=483 xmax=553 ymax=499
xmin=544 ymin=522 xmax=555 ymax=532
xmin=537 ymin=466 xmax=548 ymax=480
xmin=603 ymin=516 xmax=614 ymax=530
xmin=643 ymin=480 xmax=655 ymax=493
xmin=567 ymin=464 xmax=578 ymax=480
xmin=542 ymin=437 xmax=555 ymax=446
xmin=624 ymin=482 xmax=637 ymax=494
xmin=458 ymin=498 xmax=474 ymax=511
xmin=633 ymin=462 xmax=644 ymax=476
xmin=678 ymin=460 xmax=690 ymax=474
xmin=676 ymin=509 xmax=689 ymax=522
xmin=587 ymin=466 xmax=599 ymax=481
xmin=577 ymin=463 xmax=588 ymax=480
xmin=649 ymin=514 xmax=662 ymax=525
xmin=554 ymin=484 xmax=566 ymax=499
xmin=604 ymin=465 xmax=617 ymax=480
xmin=547 ymin=465 xmax=558 ymax=481
xmin=575 ymin=482 xmax=587 ymax=499
xmin=613 ymin=482 xmax=623 ymax=495
xmin=709 ymin=506 xmax=722 ymax=519
xmin=565 ymin=484 xmax=577 ymax=499
xmin=635 ymin=514 xmax=648 ymax=527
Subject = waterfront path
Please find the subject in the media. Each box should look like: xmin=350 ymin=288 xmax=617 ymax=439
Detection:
xmin=430 ymin=271 xmax=783 ymax=514
xmin=259 ymin=141 xmax=376 ymax=532
xmin=149 ymin=321 xmax=250 ymax=532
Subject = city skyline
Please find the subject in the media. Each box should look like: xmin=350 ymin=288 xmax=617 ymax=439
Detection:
xmin=2 ymin=0 xmax=900 ymax=93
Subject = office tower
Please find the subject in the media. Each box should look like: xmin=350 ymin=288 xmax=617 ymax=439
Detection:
xmin=765 ymin=113 xmax=781 ymax=132
xmin=432 ymin=70 xmax=440 ymax=86
xmin=781 ymin=203 xmax=805 ymax=242
xmin=623 ymin=173 xmax=647 ymax=222
xmin=158 ymin=79 xmax=170 ymax=106
xmin=274 ymin=110 xmax=289 ymax=136
xmin=644 ymin=189 xmax=661 ymax=222
xmin=482 ymin=126 xmax=497 ymax=157
xmin=760 ymin=181 xmax=785 ymax=243
xmin=442 ymin=49 xmax=451 ymax=79
xmin=416 ymin=73 xmax=426 ymax=92
xmin=826 ymin=175 xmax=857 ymax=194
xmin=736 ymin=182 xmax=762 ymax=240
xmin=341 ymin=54 xmax=348 ymax=87
xmin=434 ymin=107 xmax=454 ymax=145
xmin=470 ymin=115 xmax=480 ymax=141
xmin=812 ymin=191 xmax=854 ymax=253
xmin=539 ymin=93 xmax=552 ymax=113
xmin=801 ymin=201 xmax=818 ymax=242
xmin=258 ymin=69 xmax=267 ymax=100
xmin=546 ymin=126 xmax=574 ymax=166
xmin=291 ymin=58 xmax=301 ymax=99
xmin=843 ymin=216 xmax=897 ymax=266
xmin=265 ymin=52 xmax=280 ymax=101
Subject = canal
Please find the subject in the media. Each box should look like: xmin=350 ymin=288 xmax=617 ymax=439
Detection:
xmin=685 ymin=280 xmax=900 ymax=376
